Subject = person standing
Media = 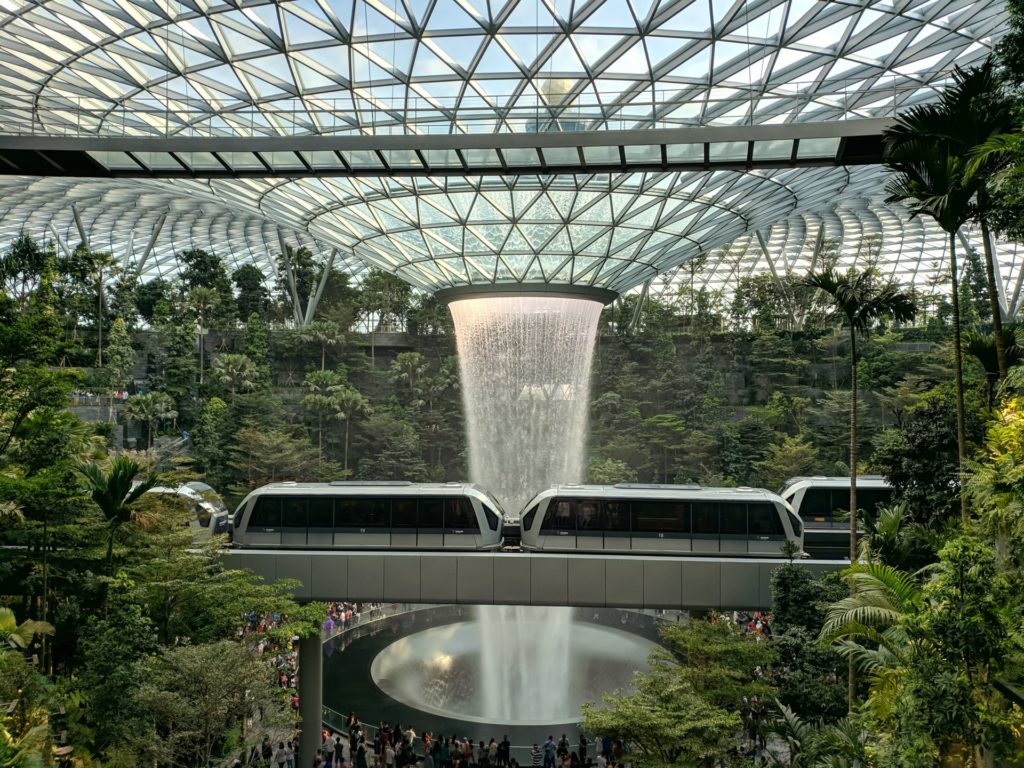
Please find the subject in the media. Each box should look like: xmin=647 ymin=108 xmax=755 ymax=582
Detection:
xmin=543 ymin=737 xmax=556 ymax=768
xmin=531 ymin=745 xmax=542 ymax=768
xmin=578 ymin=736 xmax=587 ymax=765
xmin=324 ymin=734 xmax=336 ymax=767
xmin=275 ymin=742 xmax=289 ymax=768
xmin=385 ymin=743 xmax=396 ymax=768
xmin=498 ymin=736 xmax=510 ymax=768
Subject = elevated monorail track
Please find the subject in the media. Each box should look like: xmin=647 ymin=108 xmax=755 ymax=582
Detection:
xmin=222 ymin=548 xmax=845 ymax=610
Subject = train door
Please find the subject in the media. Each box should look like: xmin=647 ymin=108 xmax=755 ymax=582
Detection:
xmin=280 ymin=497 xmax=308 ymax=547
xmin=417 ymin=497 xmax=444 ymax=548
xmin=307 ymin=497 xmax=335 ymax=548
xmin=391 ymin=498 xmax=418 ymax=548
xmin=602 ymin=500 xmax=631 ymax=552
xmin=630 ymin=499 xmax=690 ymax=552
xmin=691 ymin=502 xmax=719 ymax=553
xmin=538 ymin=498 xmax=576 ymax=549
xmin=719 ymin=502 xmax=749 ymax=554
xmin=334 ymin=497 xmax=391 ymax=547
xmin=575 ymin=499 xmax=603 ymax=551
xmin=748 ymin=502 xmax=785 ymax=554
xmin=443 ymin=497 xmax=480 ymax=548
xmin=246 ymin=496 xmax=283 ymax=547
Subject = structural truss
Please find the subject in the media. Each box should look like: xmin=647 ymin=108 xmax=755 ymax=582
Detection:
xmin=0 ymin=0 xmax=1013 ymax=306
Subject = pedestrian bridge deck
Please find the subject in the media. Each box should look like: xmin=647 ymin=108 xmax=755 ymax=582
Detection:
xmin=222 ymin=549 xmax=846 ymax=609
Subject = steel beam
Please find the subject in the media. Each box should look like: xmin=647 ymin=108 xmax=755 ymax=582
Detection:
xmin=70 ymin=202 xmax=88 ymax=249
xmin=304 ymin=247 xmax=338 ymax=325
xmin=278 ymin=232 xmax=305 ymax=326
xmin=135 ymin=213 xmax=166 ymax=279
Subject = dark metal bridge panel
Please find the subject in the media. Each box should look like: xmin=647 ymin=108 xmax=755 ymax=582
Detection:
xmin=223 ymin=550 xmax=844 ymax=609
xmin=0 ymin=119 xmax=889 ymax=178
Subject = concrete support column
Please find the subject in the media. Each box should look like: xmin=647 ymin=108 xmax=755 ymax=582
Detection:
xmin=297 ymin=634 xmax=323 ymax=768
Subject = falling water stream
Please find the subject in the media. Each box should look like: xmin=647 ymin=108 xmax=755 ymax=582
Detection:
xmin=448 ymin=295 xmax=604 ymax=515
xmin=448 ymin=295 xmax=605 ymax=723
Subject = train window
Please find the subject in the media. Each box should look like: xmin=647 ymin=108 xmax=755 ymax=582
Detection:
xmin=604 ymin=500 xmax=629 ymax=531
xmin=858 ymin=488 xmax=893 ymax=516
xmin=692 ymin=502 xmax=718 ymax=534
xmin=788 ymin=511 xmax=803 ymax=537
xmin=482 ymin=504 xmax=500 ymax=531
xmin=721 ymin=503 xmax=747 ymax=535
xmin=281 ymin=498 xmax=307 ymax=528
xmin=748 ymin=502 xmax=784 ymax=535
xmin=250 ymin=497 xmax=281 ymax=528
xmin=801 ymin=489 xmax=833 ymax=519
xmin=336 ymin=497 xmax=390 ymax=528
xmin=232 ymin=503 xmax=246 ymax=529
xmin=419 ymin=498 xmax=444 ymax=529
xmin=195 ymin=504 xmax=213 ymax=528
xmin=446 ymin=498 xmax=479 ymax=532
xmin=541 ymin=499 xmax=574 ymax=531
xmin=631 ymin=500 xmax=690 ymax=533
xmin=392 ymin=498 xmax=418 ymax=528
xmin=308 ymin=497 xmax=334 ymax=528
xmin=576 ymin=500 xmax=602 ymax=530
xmin=521 ymin=504 xmax=539 ymax=531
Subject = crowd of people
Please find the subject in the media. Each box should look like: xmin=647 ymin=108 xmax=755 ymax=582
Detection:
xmin=301 ymin=718 xmax=625 ymax=768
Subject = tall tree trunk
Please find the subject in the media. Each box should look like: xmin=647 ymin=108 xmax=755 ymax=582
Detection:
xmin=97 ymin=267 xmax=104 ymax=368
xmin=949 ymin=233 xmax=970 ymax=523
xmin=344 ymin=420 xmax=350 ymax=474
xmin=848 ymin=328 xmax=858 ymax=712
xmin=979 ymin=215 xmax=1007 ymax=379
xmin=198 ymin=327 xmax=205 ymax=386
xmin=321 ymin=343 xmax=326 ymax=372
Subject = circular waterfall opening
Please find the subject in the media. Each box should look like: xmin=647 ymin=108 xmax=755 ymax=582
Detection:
xmin=369 ymin=608 xmax=656 ymax=726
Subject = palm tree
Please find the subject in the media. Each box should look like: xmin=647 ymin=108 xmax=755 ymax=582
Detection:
xmin=77 ymin=455 xmax=159 ymax=573
xmin=889 ymin=59 xmax=1017 ymax=380
xmin=301 ymin=320 xmax=346 ymax=371
xmin=802 ymin=268 xmax=917 ymax=563
xmin=211 ymin=353 xmax=259 ymax=396
xmin=123 ymin=391 xmax=177 ymax=448
xmin=963 ymin=326 xmax=1024 ymax=408
xmin=389 ymin=352 xmax=428 ymax=398
xmin=0 ymin=607 xmax=53 ymax=650
xmin=884 ymin=131 xmax=973 ymax=523
xmin=187 ymin=286 xmax=219 ymax=385
xmin=301 ymin=370 xmax=346 ymax=459
xmin=330 ymin=386 xmax=372 ymax=474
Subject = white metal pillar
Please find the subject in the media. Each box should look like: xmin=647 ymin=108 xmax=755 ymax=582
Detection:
xmin=278 ymin=231 xmax=305 ymax=326
xmin=304 ymin=248 xmax=338 ymax=325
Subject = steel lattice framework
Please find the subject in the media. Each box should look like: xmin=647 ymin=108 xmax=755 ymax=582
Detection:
xmin=0 ymin=0 xmax=1014 ymax=306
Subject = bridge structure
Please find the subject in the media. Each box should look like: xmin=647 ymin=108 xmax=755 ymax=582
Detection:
xmin=224 ymin=546 xmax=845 ymax=767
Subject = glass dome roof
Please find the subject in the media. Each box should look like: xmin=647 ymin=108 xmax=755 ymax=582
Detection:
xmin=0 ymin=0 xmax=1010 ymax=300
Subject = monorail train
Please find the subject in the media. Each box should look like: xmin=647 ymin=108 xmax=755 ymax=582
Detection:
xmin=230 ymin=481 xmax=504 ymax=549
xmin=519 ymin=484 xmax=803 ymax=556
xmin=779 ymin=476 xmax=894 ymax=559
xmin=140 ymin=483 xmax=230 ymax=537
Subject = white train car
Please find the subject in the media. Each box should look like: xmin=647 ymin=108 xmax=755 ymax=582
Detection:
xmin=231 ymin=481 xmax=504 ymax=550
xmin=779 ymin=475 xmax=894 ymax=559
xmin=779 ymin=476 xmax=894 ymax=529
xmin=519 ymin=483 xmax=802 ymax=556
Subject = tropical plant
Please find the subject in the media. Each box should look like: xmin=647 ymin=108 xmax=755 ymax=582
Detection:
xmin=186 ymin=286 xmax=219 ymax=386
xmin=768 ymin=703 xmax=870 ymax=767
xmin=211 ymin=352 xmax=259 ymax=396
xmin=963 ymin=326 xmax=1024 ymax=407
xmin=331 ymin=386 xmax=372 ymax=474
xmin=801 ymin=268 xmax=917 ymax=564
xmin=301 ymin=370 xmax=347 ymax=459
xmin=77 ymin=455 xmax=160 ymax=572
xmin=122 ymin=391 xmax=177 ymax=448
xmin=301 ymin=320 xmax=346 ymax=371
xmin=883 ymin=69 xmax=999 ymax=522
xmin=0 ymin=609 xmax=53 ymax=650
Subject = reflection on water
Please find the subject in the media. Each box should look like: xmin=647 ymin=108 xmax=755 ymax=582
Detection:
xmin=371 ymin=609 xmax=655 ymax=725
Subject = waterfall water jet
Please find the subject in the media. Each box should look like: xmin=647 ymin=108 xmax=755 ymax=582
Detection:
xmin=448 ymin=294 xmax=604 ymax=515
xmin=447 ymin=292 xmax=607 ymax=724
